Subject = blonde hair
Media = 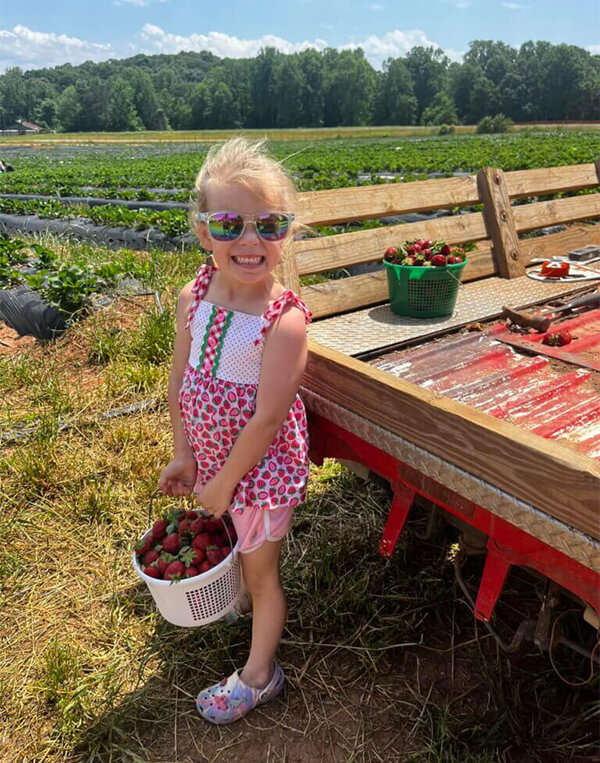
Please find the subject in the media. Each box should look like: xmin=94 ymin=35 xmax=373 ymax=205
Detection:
xmin=189 ymin=137 xmax=298 ymax=233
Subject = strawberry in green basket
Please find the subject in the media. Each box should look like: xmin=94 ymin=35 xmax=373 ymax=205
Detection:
xmin=431 ymin=254 xmax=448 ymax=267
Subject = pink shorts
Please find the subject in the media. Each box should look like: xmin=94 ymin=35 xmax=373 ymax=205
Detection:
xmin=227 ymin=505 xmax=295 ymax=554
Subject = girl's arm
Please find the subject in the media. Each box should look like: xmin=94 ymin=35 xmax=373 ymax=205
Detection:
xmin=168 ymin=282 xmax=196 ymax=458
xmin=158 ymin=281 xmax=198 ymax=497
xmin=196 ymin=304 xmax=308 ymax=514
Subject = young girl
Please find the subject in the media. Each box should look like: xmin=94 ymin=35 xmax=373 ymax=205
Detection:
xmin=158 ymin=137 xmax=311 ymax=725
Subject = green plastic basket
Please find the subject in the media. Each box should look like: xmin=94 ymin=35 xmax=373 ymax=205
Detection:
xmin=383 ymin=258 xmax=468 ymax=318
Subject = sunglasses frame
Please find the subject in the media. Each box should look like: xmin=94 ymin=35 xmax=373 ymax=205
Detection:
xmin=196 ymin=210 xmax=295 ymax=243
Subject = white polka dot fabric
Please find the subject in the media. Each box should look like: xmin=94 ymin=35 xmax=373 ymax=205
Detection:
xmin=189 ymin=301 xmax=265 ymax=385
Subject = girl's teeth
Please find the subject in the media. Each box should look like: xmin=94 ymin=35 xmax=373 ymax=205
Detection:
xmin=234 ymin=256 xmax=263 ymax=265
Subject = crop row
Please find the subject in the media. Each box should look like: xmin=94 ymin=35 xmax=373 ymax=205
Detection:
xmin=1 ymin=132 xmax=598 ymax=198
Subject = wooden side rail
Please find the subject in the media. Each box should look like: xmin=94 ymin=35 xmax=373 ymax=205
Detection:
xmin=303 ymin=340 xmax=600 ymax=540
xmin=301 ymin=222 xmax=600 ymax=320
xmin=289 ymin=162 xmax=600 ymax=320
xmin=295 ymin=163 xmax=599 ymax=226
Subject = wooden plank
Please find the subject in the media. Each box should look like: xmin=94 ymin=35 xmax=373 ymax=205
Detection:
xmin=513 ymin=194 xmax=600 ymax=232
xmin=301 ymin=248 xmax=497 ymax=319
xmin=520 ymin=223 xmax=600 ymax=261
xmin=477 ymin=167 xmax=525 ymax=278
xmin=294 ymin=164 xmax=599 ymax=228
xmin=303 ymin=340 xmax=600 ymax=539
xmin=295 ymin=175 xmax=479 ymax=226
xmin=294 ymin=212 xmax=488 ymax=275
xmin=505 ymin=164 xmax=599 ymax=198
xmin=301 ymin=223 xmax=600 ymax=319
xmin=275 ymin=236 xmax=301 ymax=292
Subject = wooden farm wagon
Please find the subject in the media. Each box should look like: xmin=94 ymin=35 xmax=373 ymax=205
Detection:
xmin=277 ymin=161 xmax=600 ymax=652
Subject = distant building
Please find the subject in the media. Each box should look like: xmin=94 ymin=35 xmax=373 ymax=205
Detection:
xmin=1 ymin=120 xmax=44 ymax=135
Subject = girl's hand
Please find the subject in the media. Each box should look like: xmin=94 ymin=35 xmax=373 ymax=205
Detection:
xmin=158 ymin=455 xmax=197 ymax=497
xmin=194 ymin=475 xmax=235 ymax=519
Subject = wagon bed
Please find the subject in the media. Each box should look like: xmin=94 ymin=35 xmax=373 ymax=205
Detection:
xmin=278 ymin=161 xmax=600 ymax=625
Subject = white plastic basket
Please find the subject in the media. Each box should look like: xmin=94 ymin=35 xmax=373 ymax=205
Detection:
xmin=132 ymin=502 xmax=241 ymax=627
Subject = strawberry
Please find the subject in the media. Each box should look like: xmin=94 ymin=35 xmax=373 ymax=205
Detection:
xmin=421 ymin=239 xmax=433 ymax=249
xmin=192 ymin=532 xmax=211 ymax=550
xmin=185 ymin=510 xmax=198 ymax=520
xmin=221 ymin=545 xmax=232 ymax=557
xmin=185 ymin=566 xmax=200 ymax=578
xmin=203 ymin=519 xmax=220 ymax=534
xmin=142 ymin=550 xmax=160 ymax=566
xmin=447 ymin=255 xmax=463 ymax=264
xmin=190 ymin=518 xmax=204 ymax=535
xmin=178 ymin=519 xmax=192 ymax=535
xmin=206 ymin=547 xmax=223 ymax=566
xmin=164 ymin=561 xmax=186 ymax=580
xmin=191 ymin=548 xmax=205 ymax=565
xmin=152 ymin=519 xmax=168 ymax=539
xmin=198 ymin=561 xmax=211 ymax=574
xmin=143 ymin=565 xmax=161 ymax=578
xmin=431 ymin=254 xmax=447 ymax=267
xmin=384 ymin=246 xmax=398 ymax=256
xmin=135 ymin=535 xmax=153 ymax=557
xmin=162 ymin=533 xmax=181 ymax=555
xmin=155 ymin=555 xmax=172 ymax=576
xmin=543 ymin=330 xmax=573 ymax=347
xmin=422 ymin=248 xmax=433 ymax=261
xmin=413 ymin=255 xmax=426 ymax=266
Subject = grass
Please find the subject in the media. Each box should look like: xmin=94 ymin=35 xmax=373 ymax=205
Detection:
xmin=0 ymin=235 xmax=598 ymax=762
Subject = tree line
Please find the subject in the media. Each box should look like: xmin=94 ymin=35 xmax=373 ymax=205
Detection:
xmin=0 ymin=40 xmax=598 ymax=132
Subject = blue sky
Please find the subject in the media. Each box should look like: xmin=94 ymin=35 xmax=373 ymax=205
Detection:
xmin=0 ymin=0 xmax=598 ymax=73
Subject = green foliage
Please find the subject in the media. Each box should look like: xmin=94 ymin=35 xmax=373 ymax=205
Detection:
xmin=128 ymin=307 xmax=175 ymax=365
xmin=1 ymin=39 xmax=597 ymax=133
xmin=476 ymin=113 xmax=514 ymax=133
xmin=438 ymin=124 xmax=455 ymax=135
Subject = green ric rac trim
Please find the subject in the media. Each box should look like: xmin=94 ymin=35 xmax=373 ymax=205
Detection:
xmin=212 ymin=310 xmax=233 ymax=377
xmin=197 ymin=304 xmax=218 ymax=370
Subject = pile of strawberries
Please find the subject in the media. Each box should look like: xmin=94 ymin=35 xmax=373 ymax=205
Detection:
xmin=384 ymin=239 xmax=467 ymax=267
xmin=134 ymin=507 xmax=237 ymax=581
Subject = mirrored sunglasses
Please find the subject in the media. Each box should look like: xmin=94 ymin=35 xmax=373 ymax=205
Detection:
xmin=196 ymin=211 xmax=295 ymax=242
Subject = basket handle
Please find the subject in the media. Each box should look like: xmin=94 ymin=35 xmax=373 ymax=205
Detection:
xmin=148 ymin=487 xmax=236 ymax=568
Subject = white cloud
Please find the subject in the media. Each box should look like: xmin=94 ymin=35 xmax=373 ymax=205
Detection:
xmin=370 ymin=3 xmax=385 ymax=10
xmin=588 ymin=44 xmax=600 ymax=54
xmin=138 ymin=24 xmax=328 ymax=58
xmin=340 ymin=29 xmax=464 ymax=67
xmin=0 ymin=25 xmax=112 ymax=71
xmin=501 ymin=2 xmax=530 ymax=8
xmin=0 ymin=24 xmax=466 ymax=73
xmin=441 ymin=0 xmax=471 ymax=7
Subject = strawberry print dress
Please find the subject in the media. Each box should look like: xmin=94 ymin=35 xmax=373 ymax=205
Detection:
xmin=179 ymin=263 xmax=312 ymax=516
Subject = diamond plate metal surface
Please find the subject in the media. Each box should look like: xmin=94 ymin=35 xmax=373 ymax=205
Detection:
xmin=308 ymin=266 xmax=600 ymax=356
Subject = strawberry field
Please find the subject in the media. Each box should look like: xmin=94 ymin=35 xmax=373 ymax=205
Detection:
xmin=0 ymin=130 xmax=599 ymax=762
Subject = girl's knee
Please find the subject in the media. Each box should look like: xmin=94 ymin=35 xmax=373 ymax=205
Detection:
xmin=242 ymin=568 xmax=281 ymax=597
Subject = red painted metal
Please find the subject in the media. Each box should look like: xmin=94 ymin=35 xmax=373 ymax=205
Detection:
xmin=370 ymin=320 xmax=600 ymax=459
xmin=306 ymin=410 xmax=600 ymax=623
xmin=305 ymin=308 xmax=600 ymax=626
xmin=379 ymin=482 xmax=416 ymax=557
xmin=491 ymin=309 xmax=600 ymax=372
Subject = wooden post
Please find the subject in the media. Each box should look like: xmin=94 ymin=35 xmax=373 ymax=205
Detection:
xmin=275 ymin=236 xmax=301 ymax=292
xmin=477 ymin=166 xmax=525 ymax=278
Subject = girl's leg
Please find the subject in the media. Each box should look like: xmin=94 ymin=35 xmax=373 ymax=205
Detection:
xmin=238 ymin=538 xmax=286 ymax=689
